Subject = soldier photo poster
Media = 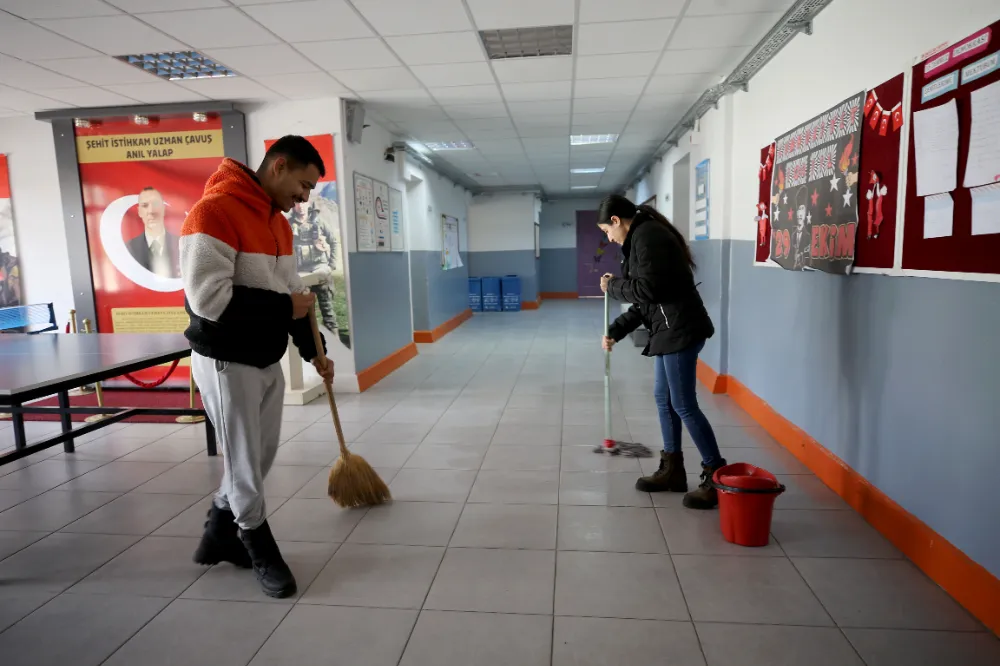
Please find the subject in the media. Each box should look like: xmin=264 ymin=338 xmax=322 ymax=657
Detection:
xmin=0 ymin=154 xmax=20 ymax=309
xmin=770 ymin=91 xmax=865 ymax=274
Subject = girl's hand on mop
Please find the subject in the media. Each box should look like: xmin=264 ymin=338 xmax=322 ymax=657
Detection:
xmin=601 ymin=336 xmax=616 ymax=351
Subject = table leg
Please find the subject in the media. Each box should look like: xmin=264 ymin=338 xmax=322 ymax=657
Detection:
xmin=12 ymin=402 xmax=26 ymax=451
xmin=58 ymin=391 xmax=75 ymax=453
xmin=205 ymin=418 xmax=217 ymax=457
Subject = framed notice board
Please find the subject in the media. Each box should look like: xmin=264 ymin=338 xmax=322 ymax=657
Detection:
xmin=902 ymin=19 xmax=1000 ymax=275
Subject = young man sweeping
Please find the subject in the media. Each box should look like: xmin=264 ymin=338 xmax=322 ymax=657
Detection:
xmin=181 ymin=136 xmax=334 ymax=598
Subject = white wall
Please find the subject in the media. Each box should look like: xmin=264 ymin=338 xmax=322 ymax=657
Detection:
xmin=539 ymin=198 xmax=601 ymax=249
xmin=0 ymin=116 xmax=72 ymax=321
xmin=402 ymin=155 xmax=470 ymax=253
xmin=467 ymin=192 xmax=538 ymax=252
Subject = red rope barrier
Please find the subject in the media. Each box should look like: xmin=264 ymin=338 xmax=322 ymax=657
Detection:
xmin=121 ymin=360 xmax=180 ymax=389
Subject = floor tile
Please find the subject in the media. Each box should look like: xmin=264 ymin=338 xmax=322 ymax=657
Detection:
xmin=500 ymin=408 xmax=562 ymax=427
xmin=119 ymin=437 xmax=208 ymax=463
xmin=561 ymin=445 xmax=643 ymax=473
xmin=425 ymin=547 xmax=554 ymax=614
xmin=355 ymin=422 xmax=432 ymax=445
xmin=346 ymin=442 xmax=418 ymax=468
xmin=153 ymin=494 xmax=289 ymax=537
xmin=793 ymin=557 xmax=982 ymax=630
xmin=0 ymin=489 xmax=121 ymax=531
xmin=301 ymin=543 xmax=444 ymax=609
xmin=467 ymin=470 xmax=559 ymax=505
xmin=555 ymin=550 xmax=689 ymax=620
xmin=719 ymin=446 xmax=810 ymax=475
xmin=273 ymin=440 xmax=339 ymax=466
xmin=672 ymin=554 xmax=833 ymax=625
xmin=60 ymin=461 xmax=177 ymax=493
xmin=70 ymin=536 xmax=205 ymax=597
xmin=450 ymin=503 xmax=557 ymax=550
xmin=562 ymin=424 xmax=632 ymax=445
xmin=54 ymin=436 xmax=154 ymax=461
xmin=102 ymin=598 xmax=290 ymax=666
xmin=262 ymin=465 xmax=325 ymax=497
xmin=491 ymin=423 xmax=561 ymax=446
xmin=771 ymin=509 xmax=901 ymax=558
xmin=0 ymin=487 xmax=39 ymax=512
xmin=697 ymin=622 xmax=864 ymax=666
xmin=267 ymin=498 xmax=368 ymax=542
xmin=558 ymin=505 xmax=668 ymax=553
xmin=0 ymin=532 xmax=140 ymax=594
xmin=844 ymin=627 xmax=1000 ymax=666
xmin=422 ymin=425 xmax=497 ymax=446
xmin=0 ymin=592 xmax=171 ymax=666
xmin=399 ymin=610 xmax=551 ymax=666
xmin=0 ymin=459 xmax=107 ymax=492
xmin=776 ymin=474 xmax=850 ymax=510
xmin=183 ymin=541 xmax=339 ymax=604
xmin=404 ymin=443 xmax=488 ymax=470
xmin=481 ymin=444 xmax=561 ymax=471
xmin=0 ymin=589 xmax=58 ymax=633
xmin=347 ymin=501 xmax=462 ymax=546
xmin=553 ymin=616 xmax=706 ymax=666
xmin=389 ymin=469 xmax=477 ymax=503
xmin=657 ymin=508 xmax=784 ymax=556
xmin=62 ymin=492 xmax=203 ymax=535
xmin=294 ymin=467 xmax=398 ymax=499
xmin=559 ymin=471 xmax=653 ymax=507
xmin=131 ymin=461 xmax=222 ymax=494
xmin=0 ymin=529 xmax=48 ymax=560
xmin=712 ymin=426 xmax=780 ymax=448
xmin=249 ymin=605 xmax=418 ymax=666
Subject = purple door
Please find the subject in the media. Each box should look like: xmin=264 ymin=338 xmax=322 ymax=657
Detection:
xmin=576 ymin=210 xmax=620 ymax=297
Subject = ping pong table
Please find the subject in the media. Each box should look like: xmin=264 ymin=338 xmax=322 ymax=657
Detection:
xmin=0 ymin=333 xmax=215 ymax=465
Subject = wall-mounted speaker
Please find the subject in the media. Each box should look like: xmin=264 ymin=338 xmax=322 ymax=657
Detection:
xmin=344 ymin=100 xmax=365 ymax=144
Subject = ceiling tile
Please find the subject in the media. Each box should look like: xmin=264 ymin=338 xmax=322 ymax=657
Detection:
xmin=657 ymin=46 xmax=747 ymax=76
xmin=645 ymin=73 xmax=713 ymax=95
xmin=441 ymin=102 xmax=509 ymax=119
xmin=386 ymin=32 xmax=485 ymax=65
xmin=517 ymin=125 xmax=569 ymax=138
xmin=523 ymin=137 xmax=569 ymax=151
xmin=369 ymin=101 xmax=445 ymax=122
xmin=243 ymin=0 xmax=372 ymax=42
xmin=456 ymin=117 xmax=513 ymax=131
xmin=574 ymin=77 xmax=648 ymax=99
xmin=0 ymin=56 xmax=85 ymax=90
xmin=353 ymin=0 xmax=472 ymax=36
xmin=579 ymin=0 xmax=686 ymax=22
xmin=576 ymin=53 xmax=659 ymax=80
xmin=255 ymin=72 xmax=347 ymax=99
xmin=0 ymin=13 xmax=99 ymax=60
xmin=572 ymin=111 xmax=628 ymax=126
xmin=206 ymin=44 xmax=317 ymax=76
xmin=104 ymin=81 xmax=208 ymax=103
xmin=0 ymin=107 xmax=26 ymax=117
xmin=429 ymin=84 xmax=502 ymax=104
xmin=0 ymin=84 xmax=72 ymax=111
xmin=332 ymin=67 xmax=420 ymax=92
xmin=138 ymin=8 xmax=278 ymax=48
xmin=472 ymin=139 xmax=525 ymax=155
xmin=502 ymin=81 xmax=571 ymax=102
xmin=466 ymin=0 xmax=574 ymax=30
xmin=464 ymin=127 xmax=519 ymax=140
xmin=361 ymin=89 xmax=436 ymax=105
xmin=491 ymin=56 xmax=572 ymax=83
xmin=635 ymin=93 xmax=697 ymax=112
xmin=670 ymin=13 xmax=783 ymax=50
xmin=37 ymin=56 xmax=161 ymax=85
xmin=108 ymin=0 xmax=228 ymax=10
xmin=41 ymin=86 xmax=140 ymax=106
xmin=38 ymin=15 xmax=187 ymax=55
xmin=0 ymin=0 xmax=119 ymax=18
xmin=514 ymin=114 xmax=568 ymax=128
xmin=686 ymin=0 xmax=795 ymax=15
xmin=295 ymin=39 xmax=400 ymax=70
xmin=573 ymin=97 xmax=638 ymax=113
xmin=507 ymin=99 xmax=569 ymax=117
xmin=176 ymin=76 xmax=283 ymax=100
xmin=577 ymin=20 xmax=674 ymax=55
xmin=412 ymin=62 xmax=494 ymax=88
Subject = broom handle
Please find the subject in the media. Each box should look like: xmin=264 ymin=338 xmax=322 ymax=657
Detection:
xmin=308 ymin=313 xmax=350 ymax=458
xmin=604 ymin=290 xmax=612 ymax=443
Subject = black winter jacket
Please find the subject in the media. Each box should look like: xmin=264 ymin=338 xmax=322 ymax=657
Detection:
xmin=606 ymin=215 xmax=714 ymax=356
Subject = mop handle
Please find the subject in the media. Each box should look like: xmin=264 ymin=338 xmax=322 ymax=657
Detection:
xmin=604 ymin=291 xmax=612 ymax=443
xmin=309 ymin=314 xmax=350 ymax=458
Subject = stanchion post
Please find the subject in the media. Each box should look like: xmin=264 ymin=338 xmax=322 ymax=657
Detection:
xmin=68 ymin=309 xmax=95 ymax=396
xmin=176 ymin=371 xmax=206 ymax=424
xmin=82 ymin=319 xmax=108 ymax=423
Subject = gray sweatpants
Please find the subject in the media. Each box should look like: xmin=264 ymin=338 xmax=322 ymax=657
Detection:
xmin=191 ymin=352 xmax=284 ymax=531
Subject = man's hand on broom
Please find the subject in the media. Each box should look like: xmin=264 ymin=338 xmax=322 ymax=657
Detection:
xmin=312 ymin=355 xmax=334 ymax=383
xmin=602 ymin=336 xmax=615 ymax=351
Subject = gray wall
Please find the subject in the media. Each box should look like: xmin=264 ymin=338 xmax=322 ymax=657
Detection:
xmin=540 ymin=248 xmax=577 ymax=293
xmin=690 ymin=240 xmax=728 ymax=373
xmin=727 ymin=240 xmax=1000 ymax=578
xmin=348 ymin=252 xmax=413 ymax=372
xmin=467 ymin=250 xmax=538 ymax=302
xmin=410 ymin=250 xmax=470 ymax=331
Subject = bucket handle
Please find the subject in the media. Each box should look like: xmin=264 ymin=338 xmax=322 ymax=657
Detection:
xmin=710 ymin=481 xmax=786 ymax=495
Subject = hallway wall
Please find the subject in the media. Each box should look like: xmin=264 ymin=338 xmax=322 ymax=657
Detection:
xmin=538 ymin=198 xmax=600 ymax=295
xmin=467 ymin=191 xmax=540 ymax=303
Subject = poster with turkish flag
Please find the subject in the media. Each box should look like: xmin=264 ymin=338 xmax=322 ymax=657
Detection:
xmin=75 ymin=116 xmax=226 ymax=383
xmin=0 ymin=154 xmax=21 ymax=308
xmin=769 ymin=91 xmax=864 ymax=275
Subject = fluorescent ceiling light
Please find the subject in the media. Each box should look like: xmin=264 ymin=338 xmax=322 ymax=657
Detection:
xmin=570 ymin=134 xmax=618 ymax=146
xmin=117 ymin=51 xmax=236 ymax=81
xmin=468 ymin=171 xmax=500 ymax=178
xmin=480 ymin=25 xmax=573 ymax=60
xmin=570 ymin=167 xmax=605 ymax=174
xmin=571 ymin=185 xmax=598 ymax=190
xmin=424 ymin=141 xmax=475 ymax=151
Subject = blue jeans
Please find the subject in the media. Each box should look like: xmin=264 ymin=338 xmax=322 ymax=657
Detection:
xmin=653 ymin=341 xmax=725 ymax=468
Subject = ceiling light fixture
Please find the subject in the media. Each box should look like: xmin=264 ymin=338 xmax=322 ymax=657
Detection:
xmin=570 ymin=167 xmax=606 ymax=174
xmin=570 ymin=134 xmax=618 ymax=146
xmin=479 ymin=25 xmax=573 ymax=60
xmin=117 ymin=51 xmax=236 ymax=81
xmin=571 ymin=185 xmax=598 ymax=190
xmin=424 ymin=141 xmax=475 ymax=151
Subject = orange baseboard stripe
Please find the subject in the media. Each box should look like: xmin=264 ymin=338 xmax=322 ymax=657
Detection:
xmin=699 ymin=361 xmax=999 ymax=635
xmin=357 ymin=342 xmax=418 ymax=392
xmin=522 ymin=300 xmax=540 ymax=310
xmin=539 ymin=291 xmax=578 ymax=299
xmin=413 ymin=309 xmax=472 ymax=344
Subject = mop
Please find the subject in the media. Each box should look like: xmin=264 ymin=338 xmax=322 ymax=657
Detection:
xmin=593 ymin=290 xmax=652 ymax=458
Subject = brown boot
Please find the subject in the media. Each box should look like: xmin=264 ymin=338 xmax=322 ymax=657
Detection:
xmin=683 ymin=463 xmax=725 ymax=510
xmin=635 ymin=451 xmax=687 ymax=492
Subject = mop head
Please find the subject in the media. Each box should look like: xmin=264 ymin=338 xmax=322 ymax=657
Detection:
xmin=328 ymin=453 xmax=392 ymax=508
xmin=592 ymin=439 xmax=654 ymax=458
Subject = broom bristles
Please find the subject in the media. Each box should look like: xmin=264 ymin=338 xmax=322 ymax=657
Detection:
xmin=328 ymin=453 xmax=392 ymax=508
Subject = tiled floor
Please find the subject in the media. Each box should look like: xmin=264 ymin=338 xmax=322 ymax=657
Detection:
xmin=0 ymin=301 xmax=996 ymax=665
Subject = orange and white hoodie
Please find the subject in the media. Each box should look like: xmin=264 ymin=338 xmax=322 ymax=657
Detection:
xmin=180 ymin=158 xmax=324 ymax=368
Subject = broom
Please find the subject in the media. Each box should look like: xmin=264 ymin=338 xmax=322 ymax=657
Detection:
xmin=309 ymin=315 xmax=391 ymax=508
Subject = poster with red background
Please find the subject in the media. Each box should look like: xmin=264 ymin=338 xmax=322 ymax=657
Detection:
xmin=75 ymin=115 xmax=226 ymax=383
xmin=0 ymin=154 xmax=21 ymax=308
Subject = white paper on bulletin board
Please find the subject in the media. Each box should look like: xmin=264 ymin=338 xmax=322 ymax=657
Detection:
xmin=389 ymin=187 xmax=405 ymax=251
xmin=353 ymin=173 xmax=376 ymax=252
xmin=442 ymin=214 xmax=462 ymax=270
xmin=373 ymin=179 xmax=390 ymax=251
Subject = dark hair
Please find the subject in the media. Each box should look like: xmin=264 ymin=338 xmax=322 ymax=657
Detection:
xmin=597 ymin=194 xmax=696 ymax=271
xmin=141 ymin=186 xmax=159 ymax=193
xmin=264 ymin=135 xmax=326 ymax=178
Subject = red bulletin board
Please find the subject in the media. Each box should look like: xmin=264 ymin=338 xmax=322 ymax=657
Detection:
xmin=755 ymin=143 xmax=774 ymax=262
xmin=902 ymin=19 xmax=1000 ymax=274
xmin=855 ymin=73 xmax=905 ymax=269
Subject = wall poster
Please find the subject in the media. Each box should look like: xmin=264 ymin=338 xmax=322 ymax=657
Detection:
xmin=441 ymin=214 xmax=462 ymax=270
xmin=694 ymin=159 xmax=710 ymax=240
xmin=0 ymin=155 xmax=20 ymax=308
xmin=353 ymin=172 xmax=376 ymax=252
xmin=770 ymin=91 xmax=865 ymax=274
xmin=373 ymin=179 xmax=390 ymax=251
xmin=389 ymin=186 xmax=404 ymax=251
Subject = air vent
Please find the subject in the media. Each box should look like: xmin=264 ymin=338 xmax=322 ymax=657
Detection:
xmin=479 ymin=25 xmax=573 ymax=60
xmin=116 ymin=51 xmax=236 ymax=81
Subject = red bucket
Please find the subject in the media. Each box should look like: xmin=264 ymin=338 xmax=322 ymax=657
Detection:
xmin=711 ymin=463 xmax=785 ymax=547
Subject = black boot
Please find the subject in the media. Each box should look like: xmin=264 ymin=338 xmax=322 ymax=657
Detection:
xmin=239 ymin=520 xmax=297 ymax=599
xmin=193 ymin=504 xmax=252 ymax=569
xmin=683 ymin=462 xmax=725 ymax=510
xmin=635 ymin=451 xmax=688 ymax=492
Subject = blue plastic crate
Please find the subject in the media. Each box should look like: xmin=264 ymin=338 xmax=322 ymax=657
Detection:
xmin=468 ymin=278 xmax=483 ymax=312
xmin=480 ymin=277 xmax=501 ymax=312
xmin=501 ymin=275 xmax=521 ymax=312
